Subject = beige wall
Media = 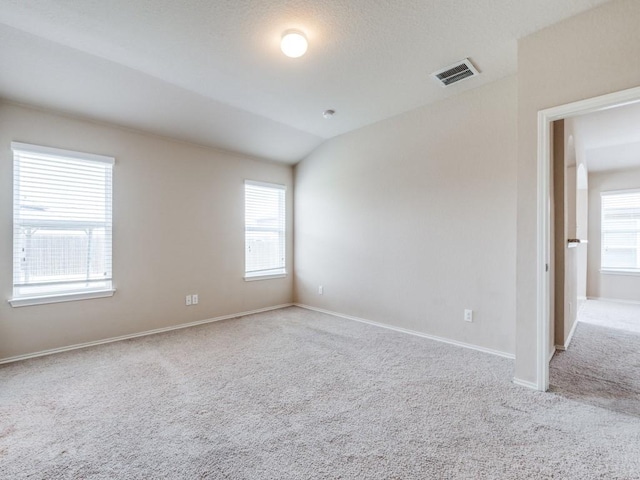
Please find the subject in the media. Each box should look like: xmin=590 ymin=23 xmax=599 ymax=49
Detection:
xmin=516 ymin=0 xmax=640 ymax=383
xmin=0 ymin=102 xmax=293 ymax=361
xmin=3 ymin=0 xmax=639 ymax=379
xmin=294 ymin=77 xmax=517 ymax=355
xmin=587 ymin=167 xmax=640 ymax=303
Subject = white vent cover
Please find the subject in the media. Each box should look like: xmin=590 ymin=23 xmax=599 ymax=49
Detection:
xmin=431 ymin=58 xmax=480 ymax=87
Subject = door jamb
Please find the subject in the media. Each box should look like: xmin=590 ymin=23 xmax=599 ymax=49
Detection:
xmin=536 ymin=85 xmax=640 ymax=391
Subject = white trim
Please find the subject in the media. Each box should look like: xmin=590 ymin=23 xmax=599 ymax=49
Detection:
xmin=513 ymin=378 xmax=539 ymax=390
xmin=548 ymin=348 xmax=556 ymax=362
xmin=9 ymin=289 xmax=115 ymax=307
xmin=244 ymin=272 xmax=287 ymax=281
xmin=600 ymin=270 xmax=640 ymax=276
xmin=567 ymin=318 xmax=579 ymax=348
xmin=555 ymin=317 xmax=580 ymax=351
xmin=535 ymin=85 xmax=640 ymax=393
xmin=587 ymin=296 xmax=640 ymax=306
xmin=536 ymin=109 xmax=551 ymax=392
xmin=0 ymin=303 xmax=293 ymax=364
xmin=11 ymin=141 xmax=114 ymax=165
xmin=295 ymin=303 xmax=515 ymax=359
xmin=244 ymin=181 xmax=286 ymax=279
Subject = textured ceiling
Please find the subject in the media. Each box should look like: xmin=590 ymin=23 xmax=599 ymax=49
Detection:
xmin=0 ymin=0 xmax=610 ymax=163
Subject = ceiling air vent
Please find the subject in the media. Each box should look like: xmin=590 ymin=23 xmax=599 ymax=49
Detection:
xmin=431 ymin=58 xmax=479 ymax=87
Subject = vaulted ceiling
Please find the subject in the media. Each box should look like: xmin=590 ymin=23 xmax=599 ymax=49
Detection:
xmin=0 ymin=0 xmax=610 ymax=163
xmin=573 ymin=101 xmax=640 ymax=173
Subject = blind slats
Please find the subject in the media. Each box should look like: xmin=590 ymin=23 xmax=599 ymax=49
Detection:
xmin=601 ymin=191 xmax=640 ymax=272
xmin=12 ymin=143 xmax=113 ymax=298
xmin=245 ymin=181 xmax=286 ymax=277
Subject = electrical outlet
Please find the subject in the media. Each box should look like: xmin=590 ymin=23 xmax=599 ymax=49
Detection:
xmin=185 ymin=295 xmax=192 ymax=306
xmin=464 ymin=309 xmax=473 ymax=322
xmin=318 ymin=285 xmax=323 ymax=295
xmin=192 ymin=294 xmax=199 ymax=305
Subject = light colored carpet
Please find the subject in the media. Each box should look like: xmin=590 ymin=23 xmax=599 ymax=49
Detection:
xmin=550 ymin=299 xmax=640 ymax=418
xmin=1 ymin=306 xmax=639 ymax=479
xmin=579 ymin=298 xmax=640 ymax=333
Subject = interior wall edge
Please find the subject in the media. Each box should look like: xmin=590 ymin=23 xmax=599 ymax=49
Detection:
xmin=0 ymin=303 xmax=294 ymax=365
xmin=295 ymin=303 xmax=515 ymax=360
xmin=0 ymin=102 xmax=294 ymax=359
xmin=0 ymin=98 xmax=295 ymax=168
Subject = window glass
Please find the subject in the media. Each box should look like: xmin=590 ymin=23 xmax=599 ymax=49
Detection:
xmin=244 ymin=181 xmax=286 ymax=279
xmin=601 ymin=190 xmax=640 ymax=273
xmin=12 ymin=142 xmax=114 ymax=302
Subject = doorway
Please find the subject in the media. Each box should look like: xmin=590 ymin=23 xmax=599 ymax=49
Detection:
xmin=536 ymin=85 xmax=640 ymax=391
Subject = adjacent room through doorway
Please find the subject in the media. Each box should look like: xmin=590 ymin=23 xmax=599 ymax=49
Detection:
xmin=548 ymin=100 xmax=640 ymax=416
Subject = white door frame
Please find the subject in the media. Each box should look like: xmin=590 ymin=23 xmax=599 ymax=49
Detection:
xmin=536 ymin=85 xmax=640 ymax=391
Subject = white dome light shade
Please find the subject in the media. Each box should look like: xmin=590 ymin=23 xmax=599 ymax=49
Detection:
xmin=281 ymin=30 xmax=308 ymax=58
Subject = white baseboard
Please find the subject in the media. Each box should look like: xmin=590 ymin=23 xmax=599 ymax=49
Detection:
xmin=0 ymin=303 xmax=293 ymax=365
xmin=555 ymin=317 xmax=580 ymax=352
xmin=587 ymin=296 xmax=640 ymax=306
xmin=294 ymin=303 xmax=515 ymax=360
xmin=513 ymin=377 xmax=540 ymax=390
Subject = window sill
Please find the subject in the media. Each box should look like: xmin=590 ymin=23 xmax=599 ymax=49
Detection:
xmin=9 ymin=289 xmax=116 ymax=307
xmin=600 ymin=270 xmax=640 ymax=277
xmin=244 ymin=273 xmax=287 ymax=282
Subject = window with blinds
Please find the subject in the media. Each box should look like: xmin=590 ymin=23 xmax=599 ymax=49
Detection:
xmin=601 ymin=190 xmax=640 ymax=273
xmin=11 ymin=142 xmax=114 ymax=306
xmin=244 ymin=180 xmax=286 ymax=279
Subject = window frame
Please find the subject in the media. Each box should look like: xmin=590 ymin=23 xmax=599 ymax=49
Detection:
xmin=600 ymin=188 xmax=640 ymax=276
xmin=9 ymin=142 xmax=116 ymax=307
xmin=244 ymin=180 xmax=287 ymax=281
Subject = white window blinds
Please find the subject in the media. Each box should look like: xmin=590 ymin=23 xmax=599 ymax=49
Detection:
xmin=244 ymin=181 xmax=286 ymax=279
xmin=601 ymin=190 xmax=640 ymax=273
xmin=12 ymin=142 xmax=114 ymax=301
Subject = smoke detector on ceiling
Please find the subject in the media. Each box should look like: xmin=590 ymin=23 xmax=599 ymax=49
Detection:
xmin=431 ymin=58 xmax=480 ymax=87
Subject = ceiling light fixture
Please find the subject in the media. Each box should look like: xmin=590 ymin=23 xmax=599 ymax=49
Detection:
xmin=323 ymin=109 xmax=335 ymax=119
xmin=280 ymin=30 xmax=308 ymax=58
